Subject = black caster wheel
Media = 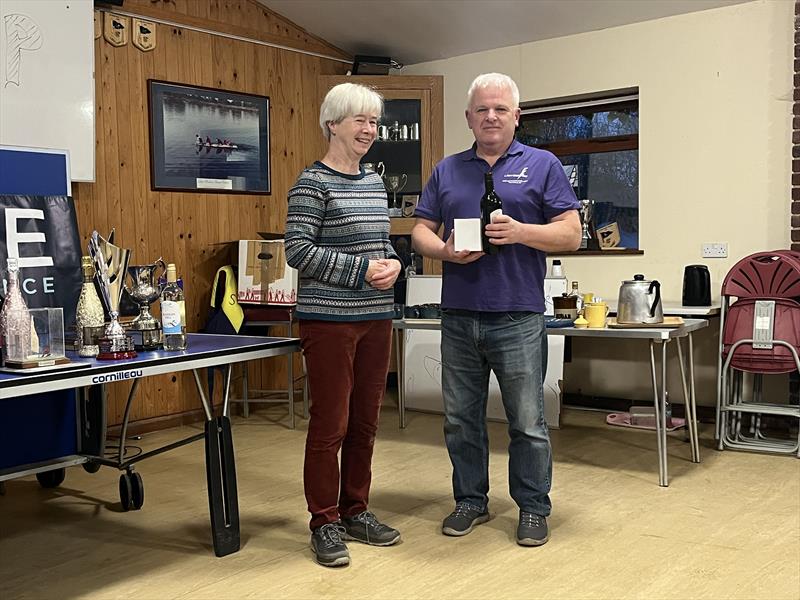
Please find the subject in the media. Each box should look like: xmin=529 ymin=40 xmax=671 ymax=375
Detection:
xmin=130 ymin=471 xmax=144 ymax=510
xmin=119 ymin=473 xmax=133 ymax=511
xmin=82 ymin=461 xmax=102 ymax=474
xmin=36 ymin=468 xmax=66 ymax=489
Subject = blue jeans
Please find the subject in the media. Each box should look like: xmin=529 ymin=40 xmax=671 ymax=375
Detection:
xmin=441 ymin=309 xmax=552 ymax=516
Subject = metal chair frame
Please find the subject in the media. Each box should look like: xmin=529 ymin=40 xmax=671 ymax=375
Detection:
xmin=229 ymin=313 xmax=309 ymax=429
xmin=715 ymin=250 xmax=800 ymax=456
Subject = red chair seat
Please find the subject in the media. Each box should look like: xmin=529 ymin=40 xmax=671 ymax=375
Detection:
xmin=722 ymin=297 xmax=800 ymax=374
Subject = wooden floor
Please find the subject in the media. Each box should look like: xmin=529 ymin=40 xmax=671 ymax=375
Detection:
xmin=1 ymin=402 xmax=799 ymax=600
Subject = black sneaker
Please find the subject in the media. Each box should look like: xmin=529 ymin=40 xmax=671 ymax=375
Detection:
xmin=516 ymin=511 xmax=549 ymax=546
xmin=341 ymin=510 xmax=401 ymax=546
xmin=442 ymin=502 xmax=490 ymax=536
xmin=310 ymin=523 xmax=350 ymax=567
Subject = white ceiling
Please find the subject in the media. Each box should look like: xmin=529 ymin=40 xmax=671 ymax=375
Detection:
xmin=258 ymin=0 xmax=751 ymax=65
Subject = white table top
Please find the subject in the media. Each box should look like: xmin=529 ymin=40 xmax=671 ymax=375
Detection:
xmin=393 ymin=318 xmax=708 ymax=340
xmin=606 ymin=301 xmax=720 ymax=317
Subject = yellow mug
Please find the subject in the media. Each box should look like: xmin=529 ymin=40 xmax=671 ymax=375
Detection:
xmin=582 ymin=293 xmax=595 ymax=305
xmin=585 ymin=302 xmax=609 ymax=328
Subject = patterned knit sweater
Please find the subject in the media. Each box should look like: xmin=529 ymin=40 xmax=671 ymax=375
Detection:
xmin=285 ymin=161 xmax=400 ymax=322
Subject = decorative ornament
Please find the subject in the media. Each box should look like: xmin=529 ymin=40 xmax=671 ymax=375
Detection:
xmin=104 ymin=13 xmax=129 ymax=47
xmin=133 ymin=18 xmax=156 ymax=52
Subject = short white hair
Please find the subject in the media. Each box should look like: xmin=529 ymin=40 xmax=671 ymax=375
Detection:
xmin=319 ymin=83 xmax=383 ymax=140
xmin=467 ymin=73 xmax=520 ymax=109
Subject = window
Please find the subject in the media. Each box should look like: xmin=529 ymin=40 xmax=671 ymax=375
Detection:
xmin=516 ymin=94 xmax=639 ymax=250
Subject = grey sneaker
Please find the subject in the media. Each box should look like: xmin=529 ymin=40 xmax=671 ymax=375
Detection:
xmin=341 ymin=510 xmax=401 ymax=546
xmin=310 ymin=523 xmax=350 ymax=567
xmin=442 ymin=502 xmax=490 ymax=536
xmin=516 ymin=511 xmax=549 ymax=546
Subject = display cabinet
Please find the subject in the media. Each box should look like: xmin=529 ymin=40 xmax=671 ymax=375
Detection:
xmin=318 ymin=75 xmax=444 ymax=276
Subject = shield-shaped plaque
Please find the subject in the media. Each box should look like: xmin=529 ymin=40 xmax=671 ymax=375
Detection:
xmin=133 ymin=18 xmax=156 ymax=52
xmin=103 ymin=13 xmax=129 ymax=47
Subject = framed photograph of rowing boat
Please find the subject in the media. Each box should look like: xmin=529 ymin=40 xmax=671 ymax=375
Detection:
xmin=147 ymin=80 xmax=270 ymax=194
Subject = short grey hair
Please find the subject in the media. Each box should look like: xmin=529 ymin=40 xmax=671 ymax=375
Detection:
xmin=319 ymin=82 xmax=383 ymax=140
xmin=467 ymin=73 xmax=520 ymax=109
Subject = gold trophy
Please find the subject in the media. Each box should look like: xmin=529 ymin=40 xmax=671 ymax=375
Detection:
xmin=88 ymin=230 xmax=137 ymax=359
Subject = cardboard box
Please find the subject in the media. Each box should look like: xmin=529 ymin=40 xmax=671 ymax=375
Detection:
xmin=454 ymin=218 xmax=482 ymax=252
xmin=235 ymin=240 xmax=298 ymax=305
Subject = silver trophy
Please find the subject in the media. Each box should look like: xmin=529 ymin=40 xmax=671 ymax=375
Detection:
xmin=125 ymin=259 xmax=166 ymax=350
xmin=89 ymin=230 xmax=137 ymax=359
xmin=579 ymin=198 xmax=599 ymax=250
xmin=384 ymin=173 xmax=408 ymax=217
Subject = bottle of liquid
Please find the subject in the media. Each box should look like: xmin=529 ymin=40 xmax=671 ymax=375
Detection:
xmin=160 ymin=263 xmax=187 ymax=351
xmin=0 ymin=257 xmax=32 ymax=364
xmin=550 ymin=259 xmax=564 ymax=278
xmin=570 ymin=280 xmax=583 ymax=313
xmin=76 ymin=256 xmax=105 ymax=357
xmin=480 ymin=171 xmax=503 ymax=255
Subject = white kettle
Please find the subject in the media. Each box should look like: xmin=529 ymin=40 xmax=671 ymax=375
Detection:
xmin=617 ymin=274 xmax=664 ymax=324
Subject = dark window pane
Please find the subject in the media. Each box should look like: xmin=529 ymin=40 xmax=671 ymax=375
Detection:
xmin=517 ymin=107 xmax=638 ymax=146
xmin=561 ymin=150 xmax=639 ymax=249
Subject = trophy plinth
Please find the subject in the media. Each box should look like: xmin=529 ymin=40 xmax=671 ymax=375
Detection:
xmin=89 ymin=230 xmax=137 ymax=360
xmin=125 ymin=260 xmax=166 ymax=350
xmin=97 ymin=316 xmax=138 ymax=360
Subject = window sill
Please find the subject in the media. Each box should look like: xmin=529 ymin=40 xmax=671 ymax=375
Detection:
xmin=550 ymin=249 xmax=644 ymax=256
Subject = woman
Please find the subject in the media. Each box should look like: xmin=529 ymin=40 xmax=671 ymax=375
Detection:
xmin=285 ymin=82 xmax=402 ymax=568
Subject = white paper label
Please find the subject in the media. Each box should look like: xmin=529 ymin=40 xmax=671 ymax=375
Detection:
xmin=196 ymin=178 xmax=233 ymax=190
xmin=754 ymin=316 xmax=771 ymax=330
xmin=490 ymin=209 xmax=503 ymax=223
xmin=161 ymin=301 xmax=182 ymax=334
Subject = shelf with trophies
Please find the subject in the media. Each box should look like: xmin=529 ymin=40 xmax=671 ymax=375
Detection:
xmin=362 ymin=99 xmax=423 ymax=221
xmin=550 ymin=165 xmax=643 ymax=256
xmin=318 ymin=74 xmax=444 ymax=271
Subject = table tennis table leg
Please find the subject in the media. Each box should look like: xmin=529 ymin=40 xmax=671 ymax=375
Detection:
xmin=192 ymin=368 xmax=239 ymax=557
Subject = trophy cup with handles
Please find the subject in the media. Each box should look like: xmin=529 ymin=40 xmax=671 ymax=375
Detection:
xmin=362 ymin=161 xmax=385 ymax=177
xmin=383 ymin=173 xmax=407 ymax=217
xmin=89 ymin=230 xmax=137 ymax=359
xmin=125 ymin=258 xmax=166 ymax=350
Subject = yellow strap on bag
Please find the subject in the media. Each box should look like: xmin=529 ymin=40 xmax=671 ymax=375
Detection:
xmin=210 ymin=266 xmax=244 ymax=333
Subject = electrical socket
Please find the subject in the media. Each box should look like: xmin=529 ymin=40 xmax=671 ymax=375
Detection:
xmin=702 ymin=242 xmax=728 ymax=258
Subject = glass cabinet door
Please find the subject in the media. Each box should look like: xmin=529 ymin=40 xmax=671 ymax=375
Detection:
xmin=361 ymin=95 xmax=423 ymax=219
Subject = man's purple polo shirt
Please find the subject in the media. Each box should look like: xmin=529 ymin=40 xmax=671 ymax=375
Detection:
xmin=415 ymin=139 xmax=579 ymax=312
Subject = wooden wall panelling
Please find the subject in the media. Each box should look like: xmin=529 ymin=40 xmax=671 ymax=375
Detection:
xmin=124 ymin=0 xmax=351 ymax=62
xmin=186 ymin=0 xmax=209 ymax=20
xmin=129 ymin=40 xmax=155 ymax=418
xmin=112 ymin=31 xmax=146 ymax=421
xmin=74 ymin=2 xmax=349 ymax=429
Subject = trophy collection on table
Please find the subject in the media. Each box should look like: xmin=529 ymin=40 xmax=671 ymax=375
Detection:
xmin=0 ymin=229 xmax=188 ymax=372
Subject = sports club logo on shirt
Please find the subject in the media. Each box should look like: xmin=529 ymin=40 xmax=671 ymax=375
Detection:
xmin=502 ymin=166 xmax=529 ymax=184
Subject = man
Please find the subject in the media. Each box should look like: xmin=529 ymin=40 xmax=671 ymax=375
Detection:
xmin=411 ymin=73 xmax=581 ymax=546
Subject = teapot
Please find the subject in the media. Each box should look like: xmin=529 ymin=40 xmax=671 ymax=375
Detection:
xmin=617 ymin=274 xmax=664 ymax=324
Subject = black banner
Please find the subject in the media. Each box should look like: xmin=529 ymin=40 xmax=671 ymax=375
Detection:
xmin=0 ymin=195 xmax=82 ymax=328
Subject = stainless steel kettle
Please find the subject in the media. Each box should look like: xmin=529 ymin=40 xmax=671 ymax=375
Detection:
xmin=617 ymin=274 xmax=664 ymax=324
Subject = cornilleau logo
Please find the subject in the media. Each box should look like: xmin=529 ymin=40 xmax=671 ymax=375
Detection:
xmin=92 ymin=369 xmax=143 ymax=384
xmin=502 ymin=166 xmax=529 ymax=184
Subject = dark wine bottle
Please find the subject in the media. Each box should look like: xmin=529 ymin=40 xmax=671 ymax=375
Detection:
xmin=480 ymin=171 xmax=503 ymax=255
